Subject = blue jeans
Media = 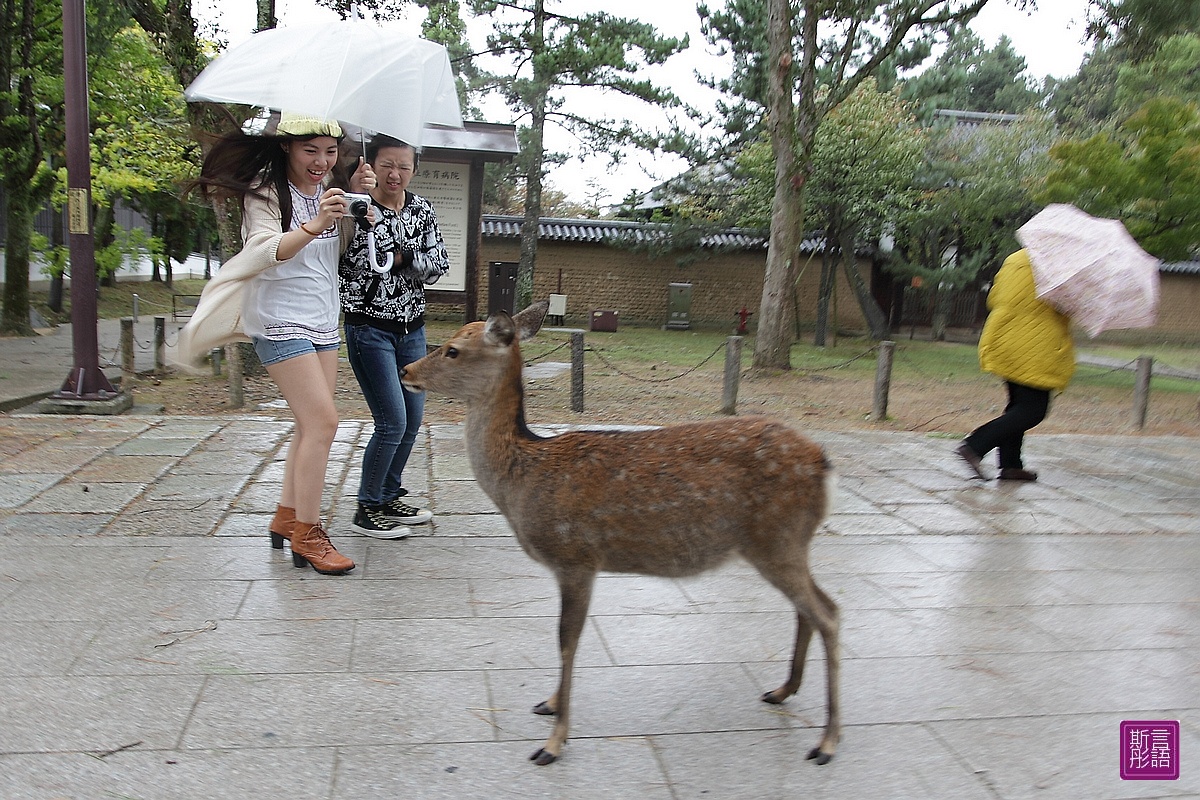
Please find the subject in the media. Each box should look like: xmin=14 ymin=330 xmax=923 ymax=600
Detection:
xmin=345 ymin=322 xmax=427 ymax=506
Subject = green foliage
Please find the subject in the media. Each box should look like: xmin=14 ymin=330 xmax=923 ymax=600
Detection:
xmin=1 ymin=0 xmax=69 ymax=334
xmin=901 ymin=27 xmax=1043 ymax=121
xmin=807 ymin=80 xmax=925 ymax=241
xmin=30 ymin=233 xmax=69 ymax=278
xmin=418 ymin=0 xmax=482 ymax=116
xmin=1087 ymin=0 xmax=1200 ymax=62
xmin=471 ymin=1 xmax=687 ymax=157
xmin=1039 ymin=96 xmax=1200 ymax=261
xmin=891 ymin=113 xmax=1056 ymax=287
xmin=315 ymin=0 xmax=411 ymax=20
xmin=733 ymin=78 xmax=924 ymax=237
xmin=697 ymin=0 xmax=988 ymax=154
xmin=1046 ymin=43 xmax=1124 ymax=135
xmin=1116 ymin=33 xmax=1200 ymax=116
xmin=93 ymin=225 xmax=161 ymax=280
xmin=87 ymin=27 xmax=196 ymax=205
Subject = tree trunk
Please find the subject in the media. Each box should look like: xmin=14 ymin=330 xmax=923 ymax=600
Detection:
xmin=95 ymin=204 xmax=115 ymax=287
xmin=1 ymin=180 xmax=35 ymax=335
xmin=0 ymin=0 xmax=41 ymax=335
xmin=256 ymin=0 xmax=276 ymax=31
xmin=48 ymin=206 xmax=65 ymax=313
xmin=839 ymin=227 xmax=889 ymax=340
xmin=515 ymin=0 xmax=547 ymax=312
xmin=752 ymin=0 xmax=802 ymax=370
xmin=151 ymin=210 xmax=162 ymax=282
xmin=931 ymin=286 xmax=951 ymax=341
xmin=813 ymin=246 xmax=836 ymax=347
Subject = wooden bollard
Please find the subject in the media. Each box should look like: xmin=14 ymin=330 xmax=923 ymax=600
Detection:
xmin=570 ymin=331 xmax=584 ymax=413
xmin=1132 ymin=355 xmax=1153 ymax=430
xmin=226 ymin=342 xmax=244 ymax=408
xmin=721 ymin=335 xmax=743 ymax=415
xmin=120 ymin=317 xmax=135 ymax=375
xmin=153 ymin=316 xmax=166 ymax=373
xmin=870 ymin=340 xmax=895 ymax=422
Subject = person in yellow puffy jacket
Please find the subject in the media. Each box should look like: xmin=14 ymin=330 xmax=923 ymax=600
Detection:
xmin=956 ymin=249 xmax=1075 ymax=481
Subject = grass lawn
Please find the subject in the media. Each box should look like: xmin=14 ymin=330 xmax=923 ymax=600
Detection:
xmin=26 ymin=281 xmax=1199 ymax=433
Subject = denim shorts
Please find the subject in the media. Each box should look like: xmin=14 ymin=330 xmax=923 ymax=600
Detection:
xmin=251 ymin=336 xmax=340 ymax=367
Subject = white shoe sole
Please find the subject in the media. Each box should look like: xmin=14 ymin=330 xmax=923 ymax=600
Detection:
xmin=351 ymin=523 xmax=412 ymax=539
xmin=386 ymin=509 xmax=433 ymax=525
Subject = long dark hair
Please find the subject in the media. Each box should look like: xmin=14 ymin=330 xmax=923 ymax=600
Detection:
xmin=191 ymin=131 xmax=348 ymax=232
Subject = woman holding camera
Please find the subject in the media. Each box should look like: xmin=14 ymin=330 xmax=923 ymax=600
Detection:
xmin=176 ymin=113 xmax=374 ymax=574
xmin=339 ymin=134 xmax=449 ymax=537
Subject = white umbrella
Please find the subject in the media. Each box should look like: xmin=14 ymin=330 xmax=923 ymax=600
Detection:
xmin=1016 ymin=204 xmax=1161 ymax=338
xmin=184 ymin=22 xmax=462 ymax=148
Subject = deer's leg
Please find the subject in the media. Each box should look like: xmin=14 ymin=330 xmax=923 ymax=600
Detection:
xmin=762 ymin=615 xmax=813 ymax=704
xmin=530 ymin=570 xmax=595 ymax=766
xmin=808 ymin=580 xmax=841 ymax=765
xmin=751 ymin=556 xmax=841 ymax=765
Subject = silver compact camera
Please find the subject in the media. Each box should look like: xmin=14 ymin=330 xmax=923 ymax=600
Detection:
xmin=344 ymin=192 xmax=373 ymax=219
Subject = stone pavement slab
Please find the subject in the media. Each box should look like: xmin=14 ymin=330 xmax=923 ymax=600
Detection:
xmin=0 ymin=413 xmax=1196 ymax=799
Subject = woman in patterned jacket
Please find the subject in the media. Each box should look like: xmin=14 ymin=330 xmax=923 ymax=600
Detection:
xmin=340 ymin=134 xmax=448 ymax=537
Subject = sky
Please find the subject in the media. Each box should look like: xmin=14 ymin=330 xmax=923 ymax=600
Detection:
xmin=191 ymin=0 xmax=1095 ymax=206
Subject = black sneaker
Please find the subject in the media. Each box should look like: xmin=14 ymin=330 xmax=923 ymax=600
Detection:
xmin=382 ymin=495 xmax=433 ymax=524
xmin=351 ymin=503 xmax=412 ymax=539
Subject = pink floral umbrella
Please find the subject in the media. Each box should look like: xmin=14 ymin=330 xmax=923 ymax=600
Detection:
xmin=1016 ymin=204 xmax=1160 ymax=338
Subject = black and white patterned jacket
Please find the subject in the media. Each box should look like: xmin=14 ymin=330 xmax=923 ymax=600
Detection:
xmin=339 ymin=191 xmax=449 ymax=326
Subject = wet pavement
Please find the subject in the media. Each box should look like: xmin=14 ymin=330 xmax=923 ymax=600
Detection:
xmin=0 ymin=406 xmax=1196 ymax=799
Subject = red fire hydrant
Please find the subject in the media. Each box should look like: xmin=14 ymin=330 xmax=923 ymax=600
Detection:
xmin=736 ymin=305 xmax=753 ymax=334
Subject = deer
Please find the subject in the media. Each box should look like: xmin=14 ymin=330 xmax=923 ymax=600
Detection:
xmin=400 ymin=300 xmax=840 ymax=766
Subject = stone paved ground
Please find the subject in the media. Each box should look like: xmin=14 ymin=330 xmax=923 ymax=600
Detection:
xmin=0 ymin=412 xmax=1196 ymax=799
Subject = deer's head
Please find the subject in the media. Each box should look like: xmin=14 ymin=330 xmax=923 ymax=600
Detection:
xmin=401 ymin=300 xmax=549 ymax=401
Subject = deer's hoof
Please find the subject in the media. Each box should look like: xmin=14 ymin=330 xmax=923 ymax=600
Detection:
xmin=806 ymin=747 xmax=832 ymax=765
xmin=531 ymin=701 xmax=555 ymax=716
xmin=760 ymin=689 xmax=785 ymax=705
xmin=530 ymin=747 xmax=558 ymax=765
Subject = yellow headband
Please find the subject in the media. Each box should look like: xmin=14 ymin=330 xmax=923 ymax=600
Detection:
xmin=277 ymin=111 xmax=343 ymax=138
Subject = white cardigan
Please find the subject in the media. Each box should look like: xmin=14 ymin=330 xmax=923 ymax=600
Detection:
xmin=166 ymin=187 xmax=354 ymax=369
xmin=166 ymin=189 xmax=286 ymax=369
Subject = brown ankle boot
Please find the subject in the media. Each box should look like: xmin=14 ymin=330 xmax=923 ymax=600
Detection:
xmin=290 ymin=522 xmax=355 ymax=575
xmin=270 ymin=505 xmax=295 ymax=550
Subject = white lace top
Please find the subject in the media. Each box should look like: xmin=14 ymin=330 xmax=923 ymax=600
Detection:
xmin=240 ymin=182 xmax=341 ymax=345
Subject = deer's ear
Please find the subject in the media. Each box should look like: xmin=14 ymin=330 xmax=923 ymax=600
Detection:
xmin=514 ymin=299 xmax=550 ymax=342
xmin=483 ymin=311 xmax=516 ymax=347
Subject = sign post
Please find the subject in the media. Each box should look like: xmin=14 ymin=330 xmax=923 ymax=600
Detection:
xmin=49 ymin=0 xmax=128 ymax=412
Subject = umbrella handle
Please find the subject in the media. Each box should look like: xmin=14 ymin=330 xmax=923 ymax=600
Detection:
xmin=368 ymin=235 xmax=394 ymax=274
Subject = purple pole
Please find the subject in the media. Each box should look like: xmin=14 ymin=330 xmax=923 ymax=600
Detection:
xmin=56 ymin=0 xmax=117 ymax=399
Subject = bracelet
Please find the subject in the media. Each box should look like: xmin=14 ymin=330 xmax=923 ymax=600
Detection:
xmin=299 ymin=221 xmax=322 ymax=236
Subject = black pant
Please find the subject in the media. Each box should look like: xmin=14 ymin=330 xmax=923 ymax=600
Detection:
xmin=964 ymin=381 xmax=1050 ymax=469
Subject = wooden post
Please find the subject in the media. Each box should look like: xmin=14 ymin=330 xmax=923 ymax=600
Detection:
xmin=153 ymin=316 xmax=165 ymax=373
xmin=721 ymin=336 xmax=743 ymax=415
xmin=570 ymin=331 xmax=584 ymax=413
xmin=226 ymin=342 xmax=244 ymax=409
xmin=871 ymin=340 xmax=895 ymax=422
xmin=1132 ymin=355 xmax=1153 ymax=430
xmin=120 ymin=317 xmax=135 ymax=375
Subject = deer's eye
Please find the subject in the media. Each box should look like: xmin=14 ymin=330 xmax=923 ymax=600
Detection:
xmin=445 ymin=347 xmax=459 ymax=359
